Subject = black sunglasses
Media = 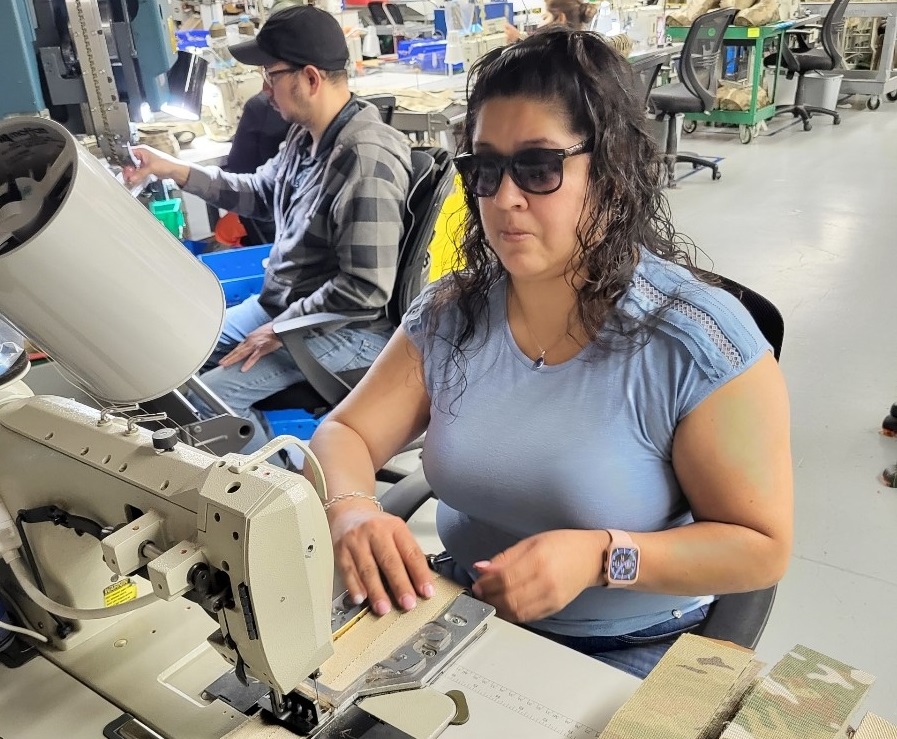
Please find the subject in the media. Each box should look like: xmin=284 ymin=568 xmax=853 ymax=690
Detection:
xmin=453 ymin=139 xmax=592 ymax=198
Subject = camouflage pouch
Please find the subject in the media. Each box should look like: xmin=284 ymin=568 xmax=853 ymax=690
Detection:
xmin=599 ymin=633 xmax=762 ymax=739
xmin=666 ymin=0 xmax=722 ymax=27
xmin=734 ymin=0 xmax=780 ymax=26
xmin=720 ymin=645 xmax=875 ymax=739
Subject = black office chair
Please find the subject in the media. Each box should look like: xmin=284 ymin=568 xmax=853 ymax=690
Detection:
xmin=630 ymin=51 xmax=669 ymax=107
xmin=361 ymin=94 xmax=398 ymax=126
xmin=256 ymin=147 xmax=455 ymax=415
xmin=764 ymin=0 xmax=848 ymax=131
xmin=143 ymin=148 xmax=453 ymax=456
xmin=648 ymin=8 xmax=737 ymax=187
xmin=380 ymin=271 xmax=785 ymax=651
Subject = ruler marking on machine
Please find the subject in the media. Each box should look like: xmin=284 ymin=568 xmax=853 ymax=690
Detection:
xmin=444 ymin=665 xmax=602 ymax=738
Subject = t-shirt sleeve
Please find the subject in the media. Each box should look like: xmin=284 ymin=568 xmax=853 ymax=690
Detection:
xmin=667 ymin=284 xmax=773 ymax=420
xmin=401 ymin=277 xmax=446 ymax=353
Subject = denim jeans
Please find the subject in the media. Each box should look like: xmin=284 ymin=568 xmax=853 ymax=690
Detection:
xmin=194 ymin=295 xmax=390 ymax=456
xmin=428 ymin=553 xmax=709 ymax=680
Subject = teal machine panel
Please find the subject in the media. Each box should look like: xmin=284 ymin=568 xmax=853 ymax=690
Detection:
xmin=1 ymin=0 xmax=47 ymax=117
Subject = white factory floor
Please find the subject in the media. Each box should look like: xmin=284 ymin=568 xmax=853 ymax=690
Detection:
xmin=404 ymin=98 xmax=897 ymax=723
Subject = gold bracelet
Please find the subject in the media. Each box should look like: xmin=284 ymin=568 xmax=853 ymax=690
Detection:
xmin=323 ymin=492 xmax=383 ymax=512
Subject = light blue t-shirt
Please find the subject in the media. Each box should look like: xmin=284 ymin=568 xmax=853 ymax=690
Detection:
xmin=402 ymin=251 xmax=771 ymax=637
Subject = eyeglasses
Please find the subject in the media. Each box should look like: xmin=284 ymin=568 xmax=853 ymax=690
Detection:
xmin=453 ymin=140 xmax=592 ymax=198
xmin=262 ymin=66 xmax=299 ymax=86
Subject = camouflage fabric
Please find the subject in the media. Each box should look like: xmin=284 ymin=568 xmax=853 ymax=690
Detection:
xmin=600 ymin=634 xmax=762 ymax=739
xmin=720 ymin=645 xmax=875 ymax=739
xmin=852 ymin=713 xmax=897 ymax=739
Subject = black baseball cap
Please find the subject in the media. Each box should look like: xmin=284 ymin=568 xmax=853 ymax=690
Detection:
xmin=229 ymin=6 xmax=349 ymax=71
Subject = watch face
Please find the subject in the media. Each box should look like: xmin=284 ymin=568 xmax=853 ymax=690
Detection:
xmin=609 ymin=547 xmax=639 ymax=582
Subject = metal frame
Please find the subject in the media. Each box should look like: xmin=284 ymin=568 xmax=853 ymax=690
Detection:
xmin=801 ymin=2 xmax=897 ymax=106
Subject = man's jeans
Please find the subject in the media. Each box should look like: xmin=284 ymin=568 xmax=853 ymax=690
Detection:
xmin=195 ymin=295 xmax=389 ymax=456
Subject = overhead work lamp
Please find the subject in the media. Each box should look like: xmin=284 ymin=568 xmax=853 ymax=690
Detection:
xmin=161 ymin=50 xmax=210 ymax=120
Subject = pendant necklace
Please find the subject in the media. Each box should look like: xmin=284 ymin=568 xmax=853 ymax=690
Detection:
xmin=510 ymin=287 xmax=571 ymax=371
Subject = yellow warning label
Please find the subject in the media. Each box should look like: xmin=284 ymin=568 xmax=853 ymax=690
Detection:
xmin=103 ymin=578 xmax=138 ymax=607
xmin=747 ymin=27 xmax=760 ymax=37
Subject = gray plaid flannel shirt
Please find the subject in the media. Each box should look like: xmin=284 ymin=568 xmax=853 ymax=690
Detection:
xmin=183 ymin=100 xmax=411 ymax=326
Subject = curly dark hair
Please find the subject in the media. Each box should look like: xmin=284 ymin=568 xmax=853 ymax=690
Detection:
xmin=428 ymin=28 xmax=704 ymax=396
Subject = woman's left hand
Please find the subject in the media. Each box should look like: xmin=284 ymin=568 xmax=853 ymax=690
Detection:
xmin=471 ymin=530 xmax=608 ymax=623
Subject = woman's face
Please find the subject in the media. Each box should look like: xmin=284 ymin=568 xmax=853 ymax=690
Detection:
xmin=471 ymin=96 xmax=592 ymax=284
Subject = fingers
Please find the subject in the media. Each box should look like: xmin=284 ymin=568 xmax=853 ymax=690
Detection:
xmin=239 ymin=350 xmax=262 ymax=373
xmin=346 ymin=538 xmax=392 ymax=615
xmin=122 ymin=147 xmax=156 ymax=185
xmin=397 ymin=533 xmax=435 ymax=599
xmin=334 ymin=517 xmax=434 ymax=617
xmin=218 ymin=343 xmax=251 ymax=368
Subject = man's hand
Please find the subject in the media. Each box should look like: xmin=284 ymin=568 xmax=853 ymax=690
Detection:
xmin=504 ymin=22 xmax=523 ymax=43
xmin=219 ymin=322 xmax=283 ymax=372
xmin=329 ymin=502 xmax=435 ymax=616
xmin=122 ymin=145 xmax=192 ymax=188
xmin=471 ymin=530 xmax=608 ymax=623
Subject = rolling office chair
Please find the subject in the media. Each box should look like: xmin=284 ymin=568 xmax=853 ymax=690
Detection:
xmin=253 ymin=147 xmax=455 ymax=418
xmin=648 ymin=8 xmax=737 ymax=187
xmin=360 ymin=94 xmax=398 ymax=126
xmin=144 ymin=148 xmax=454 ymax=457
xmin=764 ymin=0 xmax=848 ymax=130
xmin=379 ymin=272 xmax=785 ymax=651
xmin=630 ymin=51 xmax=670 ymax=108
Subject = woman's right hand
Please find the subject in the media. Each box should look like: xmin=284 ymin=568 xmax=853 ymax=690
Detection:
xmin=122 ymin=145 xmax=191 ymax=188
xmin=329 ymin=502 xmax=435 ymax=616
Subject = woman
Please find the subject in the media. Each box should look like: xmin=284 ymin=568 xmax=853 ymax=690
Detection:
xmin=505 ymin=0 xmax=597 ymax=43
xmin=309 ymin=29 xmax=793 ymax=679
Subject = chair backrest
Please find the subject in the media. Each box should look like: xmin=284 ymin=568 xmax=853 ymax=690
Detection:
xmin=713 ymin=273 xmax=784 ymax=360
xmin=821 ymin=0 xmax=850 ymax=67
xmin=361 ymin=94 xmax=397 ymax=126
xmin=367 ymin=0 xmax=391 ymax=24
xmin=385 ymin=147 xmax=456 ymax=327
xmin=680 ymin=8 xmax=738 ymax=112
xmin=630 ymin=51 xmax=669 ymax=107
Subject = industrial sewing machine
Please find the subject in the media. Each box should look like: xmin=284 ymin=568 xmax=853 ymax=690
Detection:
xmin=0 ymin=115 xmax=495 ymax=738
xmin=2 ymin=0 xmax=181 ymax=163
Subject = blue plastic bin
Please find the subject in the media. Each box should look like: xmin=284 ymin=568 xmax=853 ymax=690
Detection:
xmin=397 ymin=38 xmax=462 ymax=73
xmin=263 ymin=409 xmax=325 ymax=441
xmin=199 ymin=244 xmax=270 ymax=307
xmin=176 ymin=29 xmax=210 ymax=50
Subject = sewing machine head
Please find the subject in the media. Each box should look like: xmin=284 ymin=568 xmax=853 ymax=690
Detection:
xmin=0 ymin=115 xmax=493 ymax=739
xmin=0 ymin=115 xmax=333 ymax=701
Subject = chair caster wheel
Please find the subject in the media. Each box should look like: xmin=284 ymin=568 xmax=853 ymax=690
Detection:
xmin=682 ymin=120 xmax=698 ymax=134
xmin=833 ymin=114 xmax=841 ymax=125
xmin=882 ymin=464 xmax=897 ymax=487
xmin=883 ymin=414 xmax=897 ymax=436
xmin=803 ymin=121 xmax=812 ymax=131
xmin=712 ymin=169 xmax=722 ymax=181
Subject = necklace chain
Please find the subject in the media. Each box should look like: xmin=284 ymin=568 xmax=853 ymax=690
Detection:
xmin=509 ymin=287 xmax=572 ymax=370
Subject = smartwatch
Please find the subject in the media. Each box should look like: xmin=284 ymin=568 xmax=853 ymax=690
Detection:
xmin=603 ymin=529 xmax=640 ymax=588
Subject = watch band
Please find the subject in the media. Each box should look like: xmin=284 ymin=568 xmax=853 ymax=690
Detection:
xmin=604 ymin=529 xmax=640 ymax=588
xmin=606 ymin=529 xmax=635 ymax=549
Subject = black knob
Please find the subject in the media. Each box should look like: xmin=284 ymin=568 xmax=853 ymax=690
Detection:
xmin=152 ymin=428 xmax=178 ymax=452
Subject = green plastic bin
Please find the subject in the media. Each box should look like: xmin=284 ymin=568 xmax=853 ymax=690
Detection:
xmin=149 ymin=198 xmax=185 ymax=239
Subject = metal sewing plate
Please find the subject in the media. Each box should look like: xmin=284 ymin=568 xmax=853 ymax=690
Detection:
xmin=309 ymin=594 xmax=493 ymax=711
